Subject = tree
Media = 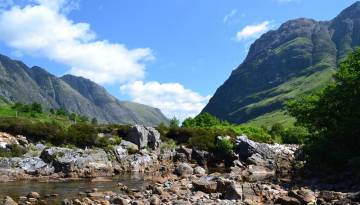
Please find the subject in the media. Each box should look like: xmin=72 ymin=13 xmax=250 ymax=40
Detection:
xmin=79 ymin=116 xmax=89 ymax=123
xmin=69 ymin=113 xmax=77 ymax=123
xmin=49 ymin=108 xmax=55 ymax=115
xmin=91 ymin=117 xmax=98 ymax=125
xmin=31 ymin=103 xmax=43 ymax=113
xmin=169 ymin=117 xmax=180 ymax=129
xmin=287 ymin=48 xmax=360 ymax=166
xmin=56 ymin=108 xmax=67 ymax=116
xmin=182 ymin=112 xmax=226 ymax=128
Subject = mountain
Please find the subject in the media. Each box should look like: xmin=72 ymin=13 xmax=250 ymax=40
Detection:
xmin=203 ymin=2 xmax=360 ymax=126
xmin=0 ymin=54 xmax=169 ymax=126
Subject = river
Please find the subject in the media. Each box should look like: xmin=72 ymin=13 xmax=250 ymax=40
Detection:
xmin=0 ymin=174 xmax=149 ymax=204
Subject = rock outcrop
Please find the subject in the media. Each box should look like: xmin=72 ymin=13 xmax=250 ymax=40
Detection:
xmin=124 ymin=125 xmax=161 ymax=149
xmin=40 ymin=147 xmax=113 ymax=177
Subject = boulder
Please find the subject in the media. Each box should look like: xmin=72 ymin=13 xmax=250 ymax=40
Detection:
xmin=235 ymin=135 xmax=277 ymax=160
xmin=0 ymin=132 xmax=21 ymax=148
xmin=247 ymin=165 xmax=275 ymax=181
xmin=175 ymin=163 xmax=193 ymax=176
xmin=18 ymin=157 xmax=54 ymax=175
xmin=223 ymin=181 xmax=243 ymax=200
xmin=176 ymin=146 xmax=192 ymax=160
xmin=192 ymin=179 xmax=217 ymax=193
xmin=289 ymin=188 xmax=316 ymax=204
xmin=40 ymin=147 xmax=112 ymax=176
xmin=0 ymin=157 xmax=54 ymax=176
xmin=191 ymin=149 xmax=209 ymax=166
xmin=3 ymin=196 xmax=17 ymax=205
xmin=27 ymin=192 xmax=40 ymax=199
xmin=113 ymin=145 xmax=128 ymax=160
xmin=174 ymin=152 xmax=188 ymax=163
xmin=275 ymin=196 xmax=301 ymax=205
xmin=194 ymin=166 xmax=206 ymax=175
xmin=125 ymin=125 xmax=161 ymax=149
xmin=149 ymin=196 xmax=161 ymax=205
xmin=117 ymin=153 xmax=157 ymax=172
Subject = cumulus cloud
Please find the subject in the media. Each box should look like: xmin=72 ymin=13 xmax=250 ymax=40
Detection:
xmin=0 ymin=0 xmax=210 ymax=120
xmin=0 ymin=0 xmax=153 ymax=84
xmin=120 ymin=81 xmax=211 ymax=120
xmin=236 ymin=21 xmax=271 ymax=41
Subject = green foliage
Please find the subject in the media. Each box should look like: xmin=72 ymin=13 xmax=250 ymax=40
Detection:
xmin=160 ymin=139 xmax=177 ymax=152
xmin=91 ymin=117 xmax=98 ymax=125
xmin=0 ymin=145 xmax=27 ymax=157
xmin=66 ymin=123 xmax=97 ymax=148
xmin=31 ymin=103 xmax=43 ymax=113
xmin=56 ymin=108 xmax=67 ymax=116
xmin=169 ymin=117 xmax=180 ymax=129
xmin=281 ymin=126 xmax=309 ymax=144
xmin=182 ymin=112 xmax=229 ymax=128
xmin=232 ymin=126 xmax=274 ymax=143
xmin=215 ymin=137 xmax=234 ymax=154
xmin=287 ymin=48 xmax=360 ymax=167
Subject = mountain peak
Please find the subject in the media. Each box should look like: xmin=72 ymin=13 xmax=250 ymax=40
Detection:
xmin=333 ymin=1 xmax=360 ymax=21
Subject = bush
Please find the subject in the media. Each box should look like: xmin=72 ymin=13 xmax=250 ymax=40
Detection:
xmin=281 ymin=127 xmax=309 ymax=144
xmin=0 ymin=145 xmax=27 ymax=157
xmin=182 ymin=112 xmax=229 ymax=128
xmin=232 ymin=126 xmax=273 ymax=143
xmin=215 ymin=137 xmax=234 ymax=154
xmin=66 ymin=123 xmax=97 ymax=148
xmin=160 ymin=139 xmax=177 ymax=152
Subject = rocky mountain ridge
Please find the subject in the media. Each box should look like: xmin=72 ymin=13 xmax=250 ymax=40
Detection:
xmin=203 ymin=2 xmax=360 ymax=125
xmin=0 ymin=54 xmax=169 ymax=126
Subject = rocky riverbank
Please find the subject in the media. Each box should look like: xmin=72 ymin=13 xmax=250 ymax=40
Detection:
xmin=1 ymin=126 xmax=360 ymax=204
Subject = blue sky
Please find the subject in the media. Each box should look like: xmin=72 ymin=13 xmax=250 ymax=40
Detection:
xmin=0 ymin=0 xmax=357 ymax=119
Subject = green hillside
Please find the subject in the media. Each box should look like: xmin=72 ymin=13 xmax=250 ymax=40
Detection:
xmin=203 ymin=2 xmax=360 ymax=127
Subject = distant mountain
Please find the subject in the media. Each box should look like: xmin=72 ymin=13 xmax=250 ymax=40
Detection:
xmin=0 ymin=54 xmax=169 ymax=126
xmin=203 ymin=2 xmax=360 ymax=126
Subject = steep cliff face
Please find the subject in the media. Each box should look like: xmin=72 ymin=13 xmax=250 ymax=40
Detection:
xmin=203 ymin=2 xmax=360 ymax=124
xmin=0 ymin=54 xmax=169 ymax=126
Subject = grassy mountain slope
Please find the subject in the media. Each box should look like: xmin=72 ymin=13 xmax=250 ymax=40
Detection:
xmin=203 ymin=2 xmax=360 ymax=126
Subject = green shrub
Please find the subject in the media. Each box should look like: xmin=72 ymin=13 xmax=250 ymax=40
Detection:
xmin=66 ymin=123 xmax=97 ymax=148
xmin=0 ymin=145 xmax=27 ymax=157
xmin=281 ymin=127 xmax=309 ymax=144
xmin=182 ymin=112 xmax=229 ymax=128
xmin=160 ymin=139 xmax=177 ymax=152
xmin=215 ymin=137 xmax=234 ymax=154
xmin=232 ymin=126 xmax=273 ymax=143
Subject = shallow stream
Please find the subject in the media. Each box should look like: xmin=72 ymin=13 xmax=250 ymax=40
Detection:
xmin=0 ymin=174 xmax=149 ymax=204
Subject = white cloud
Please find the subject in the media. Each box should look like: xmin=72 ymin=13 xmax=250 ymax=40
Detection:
xmin=236 ymin=21 xmax=271 ymax=41
xmin=223 ymin=9 xmax=237 ymax=23
xmin=0 ymin=0 xmax=153 ymax=84
xmin=120 ymin=81 xmax=211 ymax=120
xmin=0 ymin=0 xmax=211 ymax=119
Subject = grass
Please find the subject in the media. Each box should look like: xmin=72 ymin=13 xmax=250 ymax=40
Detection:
xmin=0 ymin=104 xmax=75 ymax=127
xmin=234 ymin=67 xmax=336 ymax=127
xmin=245 ymin=110 xmax=296 ymax=128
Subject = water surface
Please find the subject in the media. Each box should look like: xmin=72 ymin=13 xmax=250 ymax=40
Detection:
xmin=0 ymin=174 xmax=148 ymax=204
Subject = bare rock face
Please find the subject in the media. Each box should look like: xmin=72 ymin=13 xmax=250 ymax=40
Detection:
xmin=0 ymin=157 xmax=54 ymax=177
xmin=125 ymin=125 xmax=161 ymax=149
xmin=0 ymin=132 xmax=28 ymax=148
xmin=40 ymin=147 xmax=113 ymax=177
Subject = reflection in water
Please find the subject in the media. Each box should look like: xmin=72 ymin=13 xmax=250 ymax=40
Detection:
xmin=0 ymin=174 xmax=148 ymax=205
